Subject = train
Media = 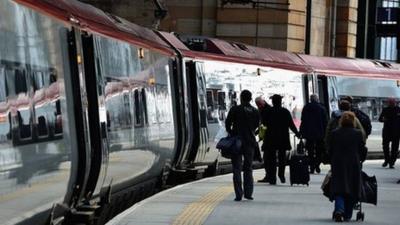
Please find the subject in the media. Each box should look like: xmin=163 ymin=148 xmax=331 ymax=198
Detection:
xmin=0 ymin=0 xmax=399 ymax=225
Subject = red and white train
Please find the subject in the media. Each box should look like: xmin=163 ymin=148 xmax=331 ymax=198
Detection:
xmin=0 ymin=0 xmax=399 ymax=225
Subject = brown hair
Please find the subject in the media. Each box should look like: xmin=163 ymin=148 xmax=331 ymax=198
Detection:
xmin=339 ymin=111 xmax=356 ymax=128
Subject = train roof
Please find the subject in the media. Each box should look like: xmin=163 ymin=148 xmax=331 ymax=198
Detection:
xmin=14 ymin=0 xmax=400 ymax=80
xmin=160 ymin=33 xmax=400 ymax=80
xmin=14 ymin=0 xmax=175 ymax=56
xmin=159 ymin=32 xmax=311 ymax=73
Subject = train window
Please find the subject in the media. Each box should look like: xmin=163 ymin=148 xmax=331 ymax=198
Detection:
xmin=0 ymin=67 xmax=5 ymax=102
xmin=141 ymin=88 xmax=148 ymax=125
xmin=134 ymin=89 xmax=142 ymax=126
xmin=15 ymin=69 xmax=28 ymax=94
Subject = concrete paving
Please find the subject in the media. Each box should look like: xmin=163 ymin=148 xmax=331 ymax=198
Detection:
xmin=107 ymin=160 xmax=400 ymax=225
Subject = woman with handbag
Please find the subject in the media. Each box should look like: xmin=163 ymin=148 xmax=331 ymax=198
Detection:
xmin=328 ymin=111 xmax=367 ymax=222
xmin=225 ymin=90 xmax=259 ymax=201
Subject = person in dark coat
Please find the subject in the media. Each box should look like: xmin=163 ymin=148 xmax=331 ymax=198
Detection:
xmin=225 ymin=90 xmax=260 ymax=201
xmin=329 ymin=111 xmax=366 ymax=222
xmin=255 ymin=96 xmax=272 ymax=182
xmin=342 ymin=96 xmax=372 ymax=137
xmin=300 ymin=94 xmax=328 ymax=174
xmin=378 ymin=97 xmax=400 ymax=169
xmin=261 ymin=94 xmax=300 ymax=184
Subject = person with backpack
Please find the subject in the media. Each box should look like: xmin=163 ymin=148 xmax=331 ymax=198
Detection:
xmin=261 ymin=94 xmax=301 ymax=185
xmin=342 ymin=96 xmax=372 ymax=137
xmin=378 ymin=98 xmax=400 ymax=169
xmin=225 ymin=90 xmax=260 ymax=201
xmin=300 ymin=94 xmax=328 ymax=174
xmin=325 ymin=100 xmax=366 ymax=162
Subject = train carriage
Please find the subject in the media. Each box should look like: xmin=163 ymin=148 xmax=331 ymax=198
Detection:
xmin=1 ymin=0 xmax=400 ymax=225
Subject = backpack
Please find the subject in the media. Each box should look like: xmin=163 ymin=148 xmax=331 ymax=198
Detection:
xmin=353 ymin=109 xmax=372 ymax=136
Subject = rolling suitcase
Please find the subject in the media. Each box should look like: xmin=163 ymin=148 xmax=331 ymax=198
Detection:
xmin=289 ymin=138 xmax=310 ymax=186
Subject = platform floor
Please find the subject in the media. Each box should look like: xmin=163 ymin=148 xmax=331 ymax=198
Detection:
xmin=106 ymin=160 xmax=400 ymax=225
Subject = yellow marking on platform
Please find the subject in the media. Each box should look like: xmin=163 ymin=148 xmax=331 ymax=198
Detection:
xmin=172 ymin=186 xmax=233 ymax=225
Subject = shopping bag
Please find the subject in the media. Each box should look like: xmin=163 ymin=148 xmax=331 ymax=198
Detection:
xmin=360 ymin=171 xmax=378 ymax=205
xmin=216 ymin=135 xmax=242 ymax=159
xmin=321 ymin=170 xmax=332 ymax=199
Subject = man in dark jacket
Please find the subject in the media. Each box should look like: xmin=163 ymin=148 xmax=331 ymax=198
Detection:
xmin=225 ymin=90 xmax=260 ymax=201
xmin=379 ymin=98 xmax=400 ymax=169
xmin=300 ymin=94 xmax=328 ymax=174
xmin=261 ymin=94 xmax=300 ymax=184
xmin=342 ymin=96 xmax=372 ymax=137
xmin=255 ymin=96 xmax=271 ymax=182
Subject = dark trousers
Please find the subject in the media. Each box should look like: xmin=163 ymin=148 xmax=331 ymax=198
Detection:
xmin=266 ymin=148 xmax=286 ymax=183
xmin=334 ymin=196 xmax=355 ymax=220
xmin=262 ymin=145 xmax=268 ymax=177
xmin=231 ymin=146 xmax=254 ymax=199
xmin=382 ymin=135 xmax=400 ymax=165
xmin=305 ymin=139 xmax=324 ymax=172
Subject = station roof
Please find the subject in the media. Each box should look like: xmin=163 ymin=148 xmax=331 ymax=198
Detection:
xmin=14 ymin=0 xmax=175 ymax=56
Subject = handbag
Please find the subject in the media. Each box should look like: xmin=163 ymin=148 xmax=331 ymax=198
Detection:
xmin=360 ymin=171 xmax=378 ymax=205
xmin=216 ymin=135 xmax=242 ymax=159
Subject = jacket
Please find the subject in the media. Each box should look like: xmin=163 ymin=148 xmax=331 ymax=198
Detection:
xmin=261 ymin=106 xmax=299 ymax=150
xmin=300 ymin=101 xmax=328 ymax=140
xmin=225 ymin=103 xmax=260 ymax=148
xmin=379 ymin=106 xmax=400 ymax=139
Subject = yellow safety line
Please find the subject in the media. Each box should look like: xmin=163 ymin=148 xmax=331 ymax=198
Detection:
xmin=172 ymin=186 xmax=233 ymax=225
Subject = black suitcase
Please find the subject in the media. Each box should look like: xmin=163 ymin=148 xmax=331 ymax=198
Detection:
xmin=289 ymin=138 xmax=310 ymax=186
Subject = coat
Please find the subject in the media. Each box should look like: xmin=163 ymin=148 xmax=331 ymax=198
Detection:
xmin=261 ymin=106 xmax=299 ymax=150
xmin=329 ymin=127 xmax=366 ymax=201
xmin=379 ymin=106 xmax=400 ymax=140
xmin=225 ymin=103 xmax=260 ymax=149
xmin=300 ymin=102 xmax=328 ymax=140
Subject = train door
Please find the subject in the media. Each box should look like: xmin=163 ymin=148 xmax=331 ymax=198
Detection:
xmin=303 ymin=74 xmax=315 ymax=103
xmin=185 ymin=61 xmax=209 ymax=164
xmin=316 ymin=75 xmax=330 ymax=114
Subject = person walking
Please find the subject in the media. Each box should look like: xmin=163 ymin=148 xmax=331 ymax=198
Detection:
xmin=328 ymin=111 xmax=367 ymax=222
xmin=342 ymin=96 xmax=372 ymax=137
xmin=255 ymin=96 xmax=271 ymax=182
xmin=300 ymin=94 xmax=328 ymax=174
xmin=225 ymin=90 xmax=260 ymax=201
xmin=326 ymin=100 xmax=366 ymax=153
xmin=261 ymin=94 xmax=300 ymax=185
xmin=378 ymin=98 xmax=400 ymax=169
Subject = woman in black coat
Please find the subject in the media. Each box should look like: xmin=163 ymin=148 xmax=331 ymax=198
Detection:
xmin=328 ymin=111 xmax=366 ymax=222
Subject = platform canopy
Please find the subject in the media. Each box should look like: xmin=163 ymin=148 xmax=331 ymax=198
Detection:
xmin=14 ymin=0 xmax=175 ymax=56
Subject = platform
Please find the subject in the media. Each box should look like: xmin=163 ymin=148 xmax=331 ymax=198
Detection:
xmin=106 ymin=160 xmax=399 ymax=225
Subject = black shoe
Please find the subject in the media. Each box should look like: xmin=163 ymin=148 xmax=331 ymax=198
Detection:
xmin=258 ymin=177 xmax=269 ymax=183
xmin=234 ymin=197 xmax=242 ymax=201
xmin=309 ymin=170 xmax=315 ymax=174
xmin=389 ymin=164 xmax=395 ymax=169
xmin=269 ymin=180 xmax=276 ymax=185
xmin=397 ymin=179 xmax=400 ymax=184
xmin=244 ymin=196 xmax=254 ymax=200
xmin=333 ymin=212 xmax=344 ymax=222
xmin=382 ymin=161 xmax=388 ymax=167
xmin=279 ymin=176 xmax=286 ymax=184
xmin=316 ymin=167 xmax=321 ymax=174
